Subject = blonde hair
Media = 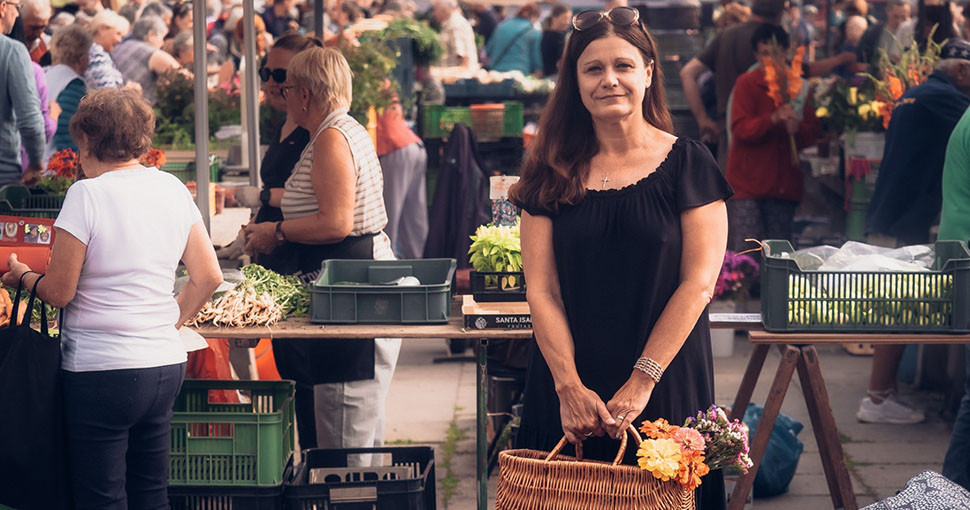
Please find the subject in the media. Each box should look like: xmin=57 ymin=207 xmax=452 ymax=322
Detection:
xmin=288 ymin=47 xmax=353 ymax=111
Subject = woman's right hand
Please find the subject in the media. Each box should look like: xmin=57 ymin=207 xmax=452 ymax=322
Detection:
xmin=557 ymin=383 xmax=616 ymax=445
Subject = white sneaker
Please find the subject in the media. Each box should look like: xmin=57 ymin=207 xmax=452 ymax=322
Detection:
xmin=856 ymin=394 xmax=925 ymax=424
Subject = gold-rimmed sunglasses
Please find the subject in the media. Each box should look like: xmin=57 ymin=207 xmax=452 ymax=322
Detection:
xmin=572 ymin=6 xmax=640 ymax=31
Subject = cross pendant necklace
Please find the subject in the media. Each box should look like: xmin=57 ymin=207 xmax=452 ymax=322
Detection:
xmin=601 ymin=174 xmax=611 ymax=189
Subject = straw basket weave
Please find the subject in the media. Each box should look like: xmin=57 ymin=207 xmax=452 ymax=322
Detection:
xmin=496 ymin=425 xmax=695 ymax=510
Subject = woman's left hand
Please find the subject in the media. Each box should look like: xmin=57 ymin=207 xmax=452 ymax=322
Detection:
xmin=1 ymin=253 xmax=32 ymax=287
xmin=605 ymin=371 xmax=655 ymax=439
xmin=242 ymin=222 xmax=281 ymax=255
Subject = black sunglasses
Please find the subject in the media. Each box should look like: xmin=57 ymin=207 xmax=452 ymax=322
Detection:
xmin=259 ymin=67 xmax=287 ymax=83
xmin=572 ymin=6 xmax=640 ymax=31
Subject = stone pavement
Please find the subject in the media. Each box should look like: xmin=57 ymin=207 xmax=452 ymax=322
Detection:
xmin=385 ymin=336 xmax=955 ymax=510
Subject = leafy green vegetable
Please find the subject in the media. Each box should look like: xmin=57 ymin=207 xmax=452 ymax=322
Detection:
xmin=369 ymin=18 xmax=443 ymax=66
xmin=241 ymin=264 xmax=310 ymax=318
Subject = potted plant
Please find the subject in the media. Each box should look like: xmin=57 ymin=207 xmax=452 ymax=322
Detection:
xmin=710 ymin=250 xmax=759 ymax=357
xmin=468 ymin=223 xmax=524 ymax=301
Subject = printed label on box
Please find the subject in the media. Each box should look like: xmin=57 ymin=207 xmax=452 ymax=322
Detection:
xmin=490 ymin=176 xmax=519 ymax=201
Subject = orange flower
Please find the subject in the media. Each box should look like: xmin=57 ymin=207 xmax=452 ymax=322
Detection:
xmin=886 ymin=75 xmax=904 ymax=100
xmin=879 ymin=101 xmax=894 ymax=130
xmin=140 ymin=148 xmax=167 ymax=168
xmin=640 ymin=418 xmax=679 ymax=439
xmin=676 ymin=450 xmax=711 ymax=491
xmin=788 ymin=46 xmax=805 ymax=100
xmin=761 ymin=57 xmax=784 ymax=107
xmin=47 ymin=149 xmax=78 ymax=179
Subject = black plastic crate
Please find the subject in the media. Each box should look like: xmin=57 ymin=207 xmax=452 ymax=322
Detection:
xmin=169 ymin=483 xmax=283 ymax=510
xmin=284 ymin=447 xmax=435 ymax=510
xmin=470 ymin=271 xmax=526 ymax=302
xmin=761 ymin=239 xmax=970 ymax=333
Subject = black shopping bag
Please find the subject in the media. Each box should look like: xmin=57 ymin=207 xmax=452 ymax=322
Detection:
xmin=0 ymin=277 xmax=72 ymax=509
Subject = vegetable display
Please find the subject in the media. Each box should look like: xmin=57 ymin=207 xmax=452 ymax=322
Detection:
xmin=187 ymin=264 xmax=310 ymax=327
xmin=188 ymin=282 xmax=284 ymax=327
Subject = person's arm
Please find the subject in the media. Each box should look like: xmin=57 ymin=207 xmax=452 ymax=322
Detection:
xmin=530 ymin=30 xmax=543 ymax=76
xmin=795 ymin=94 xmax=823 ymax=148
xmin=806 ymin=51 xmax=855 ymax=77
xmin=1 ymin=229 xmax=86 ymax=308
xmin=176 ymin=221 xmax=223 ymax=326
xmin=521 ymin=211 xmax=616 ymax=445
xmin=243 ymin=128 xmax=357 ymax=253
xmin=149 ymin=48 xmax=182 ymax=75
xmin=604 ymin=199 xmax=728 ymax=438
xmin=730 ymin=74 xmax=789 ymax=143
xmin=679 ymin=57 xmax=719 ymax=140
xmin=8 ymin=46 xmax=46 ymax=169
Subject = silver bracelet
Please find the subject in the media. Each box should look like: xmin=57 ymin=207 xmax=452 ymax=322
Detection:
xmin=634 ymin=357 xmax=663 ymax=383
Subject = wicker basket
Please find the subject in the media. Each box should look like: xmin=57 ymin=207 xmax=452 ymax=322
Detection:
xmin=496 ymin=425 xmax=695 ymax=510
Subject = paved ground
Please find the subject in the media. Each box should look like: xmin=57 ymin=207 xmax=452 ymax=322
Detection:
xmin=385 ymin=336 xmax=955 ymax=510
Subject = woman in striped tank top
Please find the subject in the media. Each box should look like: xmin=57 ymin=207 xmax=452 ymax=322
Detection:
xmin=243 ymin=47 xmax=399 ymax=458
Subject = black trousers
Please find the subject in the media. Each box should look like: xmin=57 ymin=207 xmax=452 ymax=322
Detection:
xmin=62 ymin=363 xmax=186 ymax=510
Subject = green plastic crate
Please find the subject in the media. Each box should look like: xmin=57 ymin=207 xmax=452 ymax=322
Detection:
xmin=169 ymin=380 xmax=295 ymax=487
xmin=760 ymin=239 xmax=970 ymax=333
xmin=310 ymin=259 xmax=456 ymax=324
xmin=421 ymin=105 xmax=472 ymax=138
xmin=161 ymin=155 xmax=221 ymax=184
xmin=503 ymin=102 xmax=524 ymax=138
xmin=0 ymin=185 xmax=64 ymax=219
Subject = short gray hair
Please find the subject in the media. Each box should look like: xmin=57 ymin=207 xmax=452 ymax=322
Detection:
xmin=140 ymin=1 xmax=173 ymax=20
xmin=434 ymin=0 xmax=457 ymax=11
xmin=89 ymin=10 xmax=130 ymax=36
xmin=130 ymin=15 xmax=168 ymax=41
xmin=172 ymin=30 xmax=193 ymax=55
xmin=50 ymin=24 xmax=93 ymax=67
xmin=886 ymin=0 xmax=911 ymax=9
xmin=21 ymin=0 xmax=51 ymax=20
xmin=50 ymin=11 xmax=76 ymax=27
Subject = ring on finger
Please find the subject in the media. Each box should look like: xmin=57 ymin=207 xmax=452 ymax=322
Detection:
xmin=616 ymin=414 xmax=625 ymax=421
xmin=584 ymin=431 xmax=593 ymax=437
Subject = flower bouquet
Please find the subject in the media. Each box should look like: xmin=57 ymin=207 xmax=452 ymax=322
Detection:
xmin=761 ymin=44 xmax=808 ymax=163
xmin=813 ymin=75 xmax=886 ymax=135
xmin=714 ymin=250 xmax=760 ymax=302
xmin=140 ymin=147 xmax=167 ymax=169
xmin=637 ymin=405 xmax=753 ymax=490
xmin=864 ymin=29 xmax=945 ymax=130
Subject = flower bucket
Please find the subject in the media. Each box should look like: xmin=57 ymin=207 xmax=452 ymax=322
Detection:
xmin=709 ymin=300 xmax=737 ymax=358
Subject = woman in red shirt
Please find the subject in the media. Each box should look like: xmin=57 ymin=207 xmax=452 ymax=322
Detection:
xmin=726 ymin=23 xmax=821 ymax=250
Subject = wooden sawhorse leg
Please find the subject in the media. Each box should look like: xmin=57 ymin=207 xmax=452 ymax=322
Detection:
xmin=728 ymin=344 xmax=857 ymax=510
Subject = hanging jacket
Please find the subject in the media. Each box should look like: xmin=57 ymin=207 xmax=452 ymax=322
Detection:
xmin=423 ymin=124 xmax=490 ymax=268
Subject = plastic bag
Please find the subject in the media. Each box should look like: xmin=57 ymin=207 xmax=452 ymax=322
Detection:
xmin=743 ymin=402 xmax=804 ymax=498
xmin=796 ymin=241 xmax=936 ymax=272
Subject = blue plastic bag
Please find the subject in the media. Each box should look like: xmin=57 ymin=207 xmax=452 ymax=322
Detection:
xmin=743 ymin=402 xmax=804 ymax=498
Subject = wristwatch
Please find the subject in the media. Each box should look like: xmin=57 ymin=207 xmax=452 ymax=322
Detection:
xmin=274 ymin=221 xmax=287 ymax=242
xmin=259 ymin=188 xmax=272 ymax=207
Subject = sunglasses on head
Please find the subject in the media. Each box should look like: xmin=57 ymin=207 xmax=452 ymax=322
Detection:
xmin=259 ymin=67 xmax=287 ymax=83
xmin=572 ymin=6 xmax=640 ymax=31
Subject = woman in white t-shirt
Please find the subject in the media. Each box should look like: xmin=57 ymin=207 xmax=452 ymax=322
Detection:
xmin=1 ymin=88 xmax=223 ymax=510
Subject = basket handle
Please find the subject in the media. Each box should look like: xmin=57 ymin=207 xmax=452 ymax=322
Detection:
xmin=543 ymin=425 xmax=644 ymax=466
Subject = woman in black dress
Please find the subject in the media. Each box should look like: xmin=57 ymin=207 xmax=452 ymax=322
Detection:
xmin=509 ymin=7 xmax=732 ymax=509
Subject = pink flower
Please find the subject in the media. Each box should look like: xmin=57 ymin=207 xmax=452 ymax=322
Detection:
xmin=673 ymin=427 xmax=706 ymax=453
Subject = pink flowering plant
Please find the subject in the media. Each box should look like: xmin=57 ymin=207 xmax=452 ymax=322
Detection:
xmin=713 ymin=250 xmax=760 ymax=302
xmin=683 ymin=405 xmax=754 ymax=473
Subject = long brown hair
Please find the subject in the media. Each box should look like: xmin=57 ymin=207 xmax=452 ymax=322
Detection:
xmin=509 ymin=17 xmax=673 ymax=214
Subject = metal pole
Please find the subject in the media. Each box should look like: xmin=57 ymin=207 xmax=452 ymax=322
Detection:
xmin=243 ymin=0 xmax=261 ymax=187
xmin=193 ymin=0 xmax=210 ymax=231
xmin=314 ymin=0 xmax=325 ymax=37
xmin=476 ymin=338 xmax=489 ymax=510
